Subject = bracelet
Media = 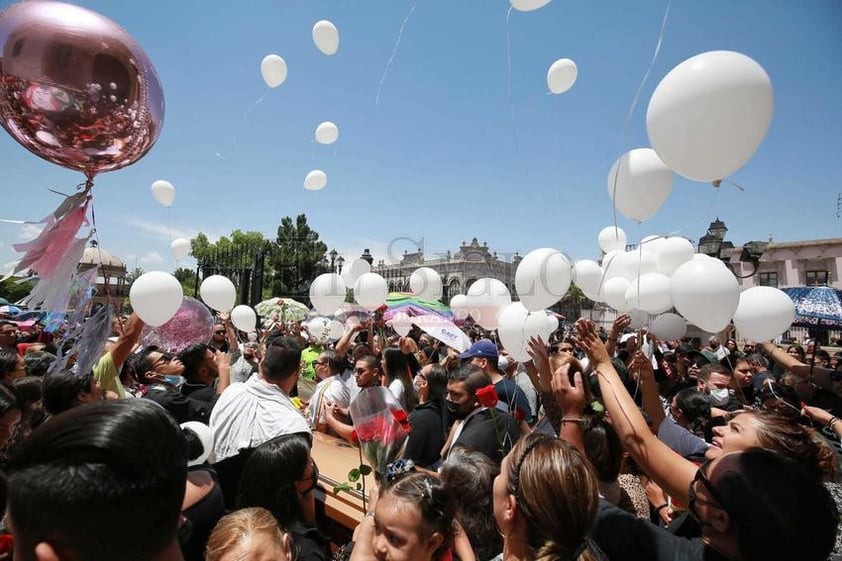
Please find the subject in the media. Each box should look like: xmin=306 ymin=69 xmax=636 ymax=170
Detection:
xmin=654 ymin=503 xmax=669 ymax=513
xmin=830 ymin=417 xmax=840 ymax=430
xmin=365 ymin=511 xmax=376 ymax=518
xmin=560 ymin=417 xmax=584 ymax=425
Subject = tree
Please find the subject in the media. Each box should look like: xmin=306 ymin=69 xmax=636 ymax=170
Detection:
xmin=271 ymin=214 xmax=329 ymax=298
xmin=173 ymin=267 xmax=198 ymax=297
xmin=0 ymin=276 xmax=35 ymax=303
xmin=191 ymin=230 xmax=267 ymax=270
xmin=125 ymin=267 xmax=145 ymax=286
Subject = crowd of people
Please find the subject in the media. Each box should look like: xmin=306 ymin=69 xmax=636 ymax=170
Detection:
xmin=0 ymin=306 xmax=840 ymax=561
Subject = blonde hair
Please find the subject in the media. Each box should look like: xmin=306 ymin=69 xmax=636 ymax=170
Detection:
xmin=507 ymin=434 xmax=600 ymax=561
xmin=205 ymin=507 xmax=291 ymax=561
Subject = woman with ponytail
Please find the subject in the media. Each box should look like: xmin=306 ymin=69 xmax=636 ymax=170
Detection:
xmin=493 ymin=433 xmax=606 ymax=561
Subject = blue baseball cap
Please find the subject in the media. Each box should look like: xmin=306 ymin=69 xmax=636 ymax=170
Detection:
xmin=459 ymin=339 xmax=498 ymax=360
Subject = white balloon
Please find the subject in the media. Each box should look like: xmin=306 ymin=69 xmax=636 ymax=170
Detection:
xmin=733 ymin=287 xmax=795 ymax=342
xmin=497 ymin=303 xmax=532 ymax=363
xmin=605 ymin=250 xmax=655 ymax=281
xmin=170 ymin=238 xmax=190 ymax=261
xmin=304 ymin=170 xmax=328 ymax=191
xmin=607 ymin=148 xmax=673 ymax=222
xmin=625 ymin=273 xmax=673 ymax=314
xmin=388 ymin=312 xmax=413 ymax=337
xmin=150 ymin=180 xmax=175 ymax=207
xmin=647 ymin=51 xmax=774 ymax=182
xmin=449 ymin=294 xmax=469 ymax=319
xmin=130 ymin=271 xmax=184 ymax=327
xmin=628 ymin=309 xmax=655 ymax=330
xmin=328 ymin=320 xmax=345 ymax=341
xmin=515 ymin=248 xmax=571 ymax=311
xmin=354 ymin=273 xmax=388 ymax=311
xmin=656 ymin=237 xmax=695 ymax=276
xmin=545 ymin=312 xmax=559 ymax=334
xmin=410 ymin=267 xmax=443 ymax=301
xmin=341 ymin=259 xmax=371 ymax=287
xmin=601 ymin=277 xmax=631 ymax=312
xmin=640 ymin=235 xmax=667 ymax=257
xmin=466 ymin=278 xmax=512 ymax=330
xmin=572 ymin=259 xmax=604 ymax=295
xmin=180 ymin=422 xmax=214 ymax=467
xmin=312 ymin=20 xmax=339 ymax=55
xmin=308 ymin=317 xmax=332 ymax=343
xmin=231 ymin=305 xmax=257 ymax=332
xmin=200 ymin=275 xmax=237 ymax=312
xmin=650 ymin=313 xmax=687 ymax=341
xmin=261 ymin=54 xmax=288 ymax=88
xmin=598 ymin=226 xmax=627 ymax=253
xmin=310 ymin=273 xmax=347 ymax=316
xmin=510 ymin=0 xmax=551 ymax=11
xmin=315 ymin=121 xmax=339 ymax=145
xmin=671 ymin=259 xmax=740 ymax=333
xmin=547 ymin=58 xmax=578 ymax=95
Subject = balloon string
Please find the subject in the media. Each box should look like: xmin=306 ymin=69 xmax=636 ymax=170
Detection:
xmin=610 ymin=0 xmax=672 ymax=234
xmin=375 ymin=0 xmax=419 ymax=106
xmin=88 ymin=193 xmax=112 ymax=301
xmin=505 ymin=7 xmax=534 ymax=185
xmin=216 ymin=88 xmax=271 ymax=160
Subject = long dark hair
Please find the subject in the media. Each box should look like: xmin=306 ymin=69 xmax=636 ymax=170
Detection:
xmin=383 ymin=347 xmax=418 ymax=411
xmin=236 ymin=433 xmax=311 ymax=532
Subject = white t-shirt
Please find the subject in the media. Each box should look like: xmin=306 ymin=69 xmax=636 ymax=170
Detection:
xmin=310 ymin=374 xmax=351 ymax=425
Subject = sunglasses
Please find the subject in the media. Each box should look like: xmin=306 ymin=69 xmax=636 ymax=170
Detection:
xmin=214 ymin=330 xmax=225 ymax=335
xmin=151 ymin=352 xmax=175 ymax=369
xmin=687 ymin=461 xmax=729 ymax=522
xmin=298 ymin=460 xmax=320 ymax=496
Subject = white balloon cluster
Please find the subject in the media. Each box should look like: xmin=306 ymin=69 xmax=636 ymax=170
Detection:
xmin=567 ymin=225 xmax=794 ymax=340
xmin=409 ymin=267 xmax=443 ymax=301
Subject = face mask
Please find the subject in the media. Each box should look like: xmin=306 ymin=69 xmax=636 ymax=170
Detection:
xmin=709 ymin=388 xmax=730 ymax=406
xmin=446 ymin=400 xmax=470 ymax=420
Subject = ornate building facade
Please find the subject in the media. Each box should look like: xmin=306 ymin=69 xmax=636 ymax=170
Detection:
xmin=371 ymin=238 xmax=521 ymax=304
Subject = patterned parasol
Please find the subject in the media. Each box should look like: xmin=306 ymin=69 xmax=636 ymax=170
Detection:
xmin=383 ymin=292 xmax=454 ymax=322
xmin=780 ymin=286 xmax=842 ymax=329
xmin=255 ymin=297 xmax=310 ymax=323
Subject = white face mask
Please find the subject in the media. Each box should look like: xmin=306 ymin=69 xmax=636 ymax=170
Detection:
xmin=709 ymin=388 xmax=731 ymax=405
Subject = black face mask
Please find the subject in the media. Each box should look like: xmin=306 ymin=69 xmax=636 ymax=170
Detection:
xmin=446 ymin=400 xmax=470 ymax=420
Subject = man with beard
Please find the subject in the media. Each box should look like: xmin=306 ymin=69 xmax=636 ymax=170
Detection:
xmin=442 ymin=363 xmax=520 ymax=464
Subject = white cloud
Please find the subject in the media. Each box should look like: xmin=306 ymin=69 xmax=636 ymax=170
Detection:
xmin=19 ymin=223 xmax=44 ymax=240
xmin=138 ymin=251 xmax=164 ymax=265
xmin=125 ymin=217 xmax=222 ymax=244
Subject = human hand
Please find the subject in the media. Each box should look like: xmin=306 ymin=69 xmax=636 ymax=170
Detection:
xmin=801 ymin=404 xmax=833 ymax=426
xmin=612 ymin=313 xmax=631 ymax=335
xmin=575 ymin=319 xmax=612 ymax=366
xmin=527 ymin=336 xmax=552 ymax=391
xmin=629 ymin=351 xmax=655 ymax=382
xmin=551 ymin=363 xmax=587 ymax=417
xmin=218 ymin=312 xmax=230 ymax=323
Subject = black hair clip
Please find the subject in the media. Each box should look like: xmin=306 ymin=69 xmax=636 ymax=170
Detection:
xmin=385 ymin=459 xmax=416 ymax=483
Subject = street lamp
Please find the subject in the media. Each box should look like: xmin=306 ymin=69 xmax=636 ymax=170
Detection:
xmin=336 ymin=255 xmax=345 ymax=274
xmin=329 ymin=248 xmax=338 ymax=269
xmin=697 ymin=235 xmax=761 ymax=279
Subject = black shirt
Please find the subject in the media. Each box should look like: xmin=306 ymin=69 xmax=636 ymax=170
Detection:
xmin=404 ymin=400 xmax=449 ymax=468
xmin=143 ymin=386 xmax=213 ymax=424
xmin=452 ymin=407 xmax=520 ymax=465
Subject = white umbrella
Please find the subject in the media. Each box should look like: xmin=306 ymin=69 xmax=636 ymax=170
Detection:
xmin=411 ymin=315 xmax=471 ymax=353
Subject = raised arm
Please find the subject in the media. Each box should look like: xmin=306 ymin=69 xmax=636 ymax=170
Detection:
xmin=761 ymin=341 xmax=833 ymax=390
xmin=110 ymin=312 xmax=143 ymax=370
xmin=604 ymin=313 xmax=630 ymax=358
xmin=335 ymin=323 xmax=364 ymax=357
xmin=575 ymin=318 xmax=697 ymax=505
xmin=629 ymin=351 xmax=666 ymax=432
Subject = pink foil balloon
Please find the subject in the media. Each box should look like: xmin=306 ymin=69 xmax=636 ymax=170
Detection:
xmin=0 ymin=1 xmax=164 ymax=178
xmin=140 ymin=297 xmax=214 ymax=353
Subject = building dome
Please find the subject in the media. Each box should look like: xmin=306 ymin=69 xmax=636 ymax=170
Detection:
xmin=79 ymin=242 xmax=126 ymax=270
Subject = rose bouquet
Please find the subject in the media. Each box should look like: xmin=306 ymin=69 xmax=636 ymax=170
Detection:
xmin=350 ymin=387 xmax=410 ymax=480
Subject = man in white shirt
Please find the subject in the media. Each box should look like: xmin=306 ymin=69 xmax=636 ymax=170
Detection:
xmin=309 ymin=350 xmax=350 ymax=432
xmin=210 ymin=336 xmax=311 ymax=506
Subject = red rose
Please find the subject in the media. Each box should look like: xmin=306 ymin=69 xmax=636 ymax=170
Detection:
xmin=476 ymin=385 xmax=499 ymax=409
xmin=392 ymin=409 xmax=411 ymax=432
xmin=0 ymin=533 xmax=14 ymax=554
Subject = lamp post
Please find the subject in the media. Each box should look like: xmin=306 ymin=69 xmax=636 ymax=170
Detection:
xmin=336 ymin=255 xmax=345 ymax=274
xmin=697 ymin=235 xmax=760 ymax=279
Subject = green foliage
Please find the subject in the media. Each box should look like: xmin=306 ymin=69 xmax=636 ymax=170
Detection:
xmin=0 ymin=276 xmax=35 ymax=303
xmin=271 ymin=214 xmax=330 ymax=298
xmin=191 ymin=230 xmax=267 ymax=269
xmin=173 ymin=267 xmax=198 ymax=297
xmin=125 ymin=267 xmax=145 ymax=286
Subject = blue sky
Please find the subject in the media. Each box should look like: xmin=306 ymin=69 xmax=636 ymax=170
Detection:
xmin=1 ymin=0 xmax=841 ymax=274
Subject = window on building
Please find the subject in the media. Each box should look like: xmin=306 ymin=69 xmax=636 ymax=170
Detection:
xmin=758 ymin=272 xmax=778 ymax=287
xmin=806 ymin=270 xmax=830 ymax=286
